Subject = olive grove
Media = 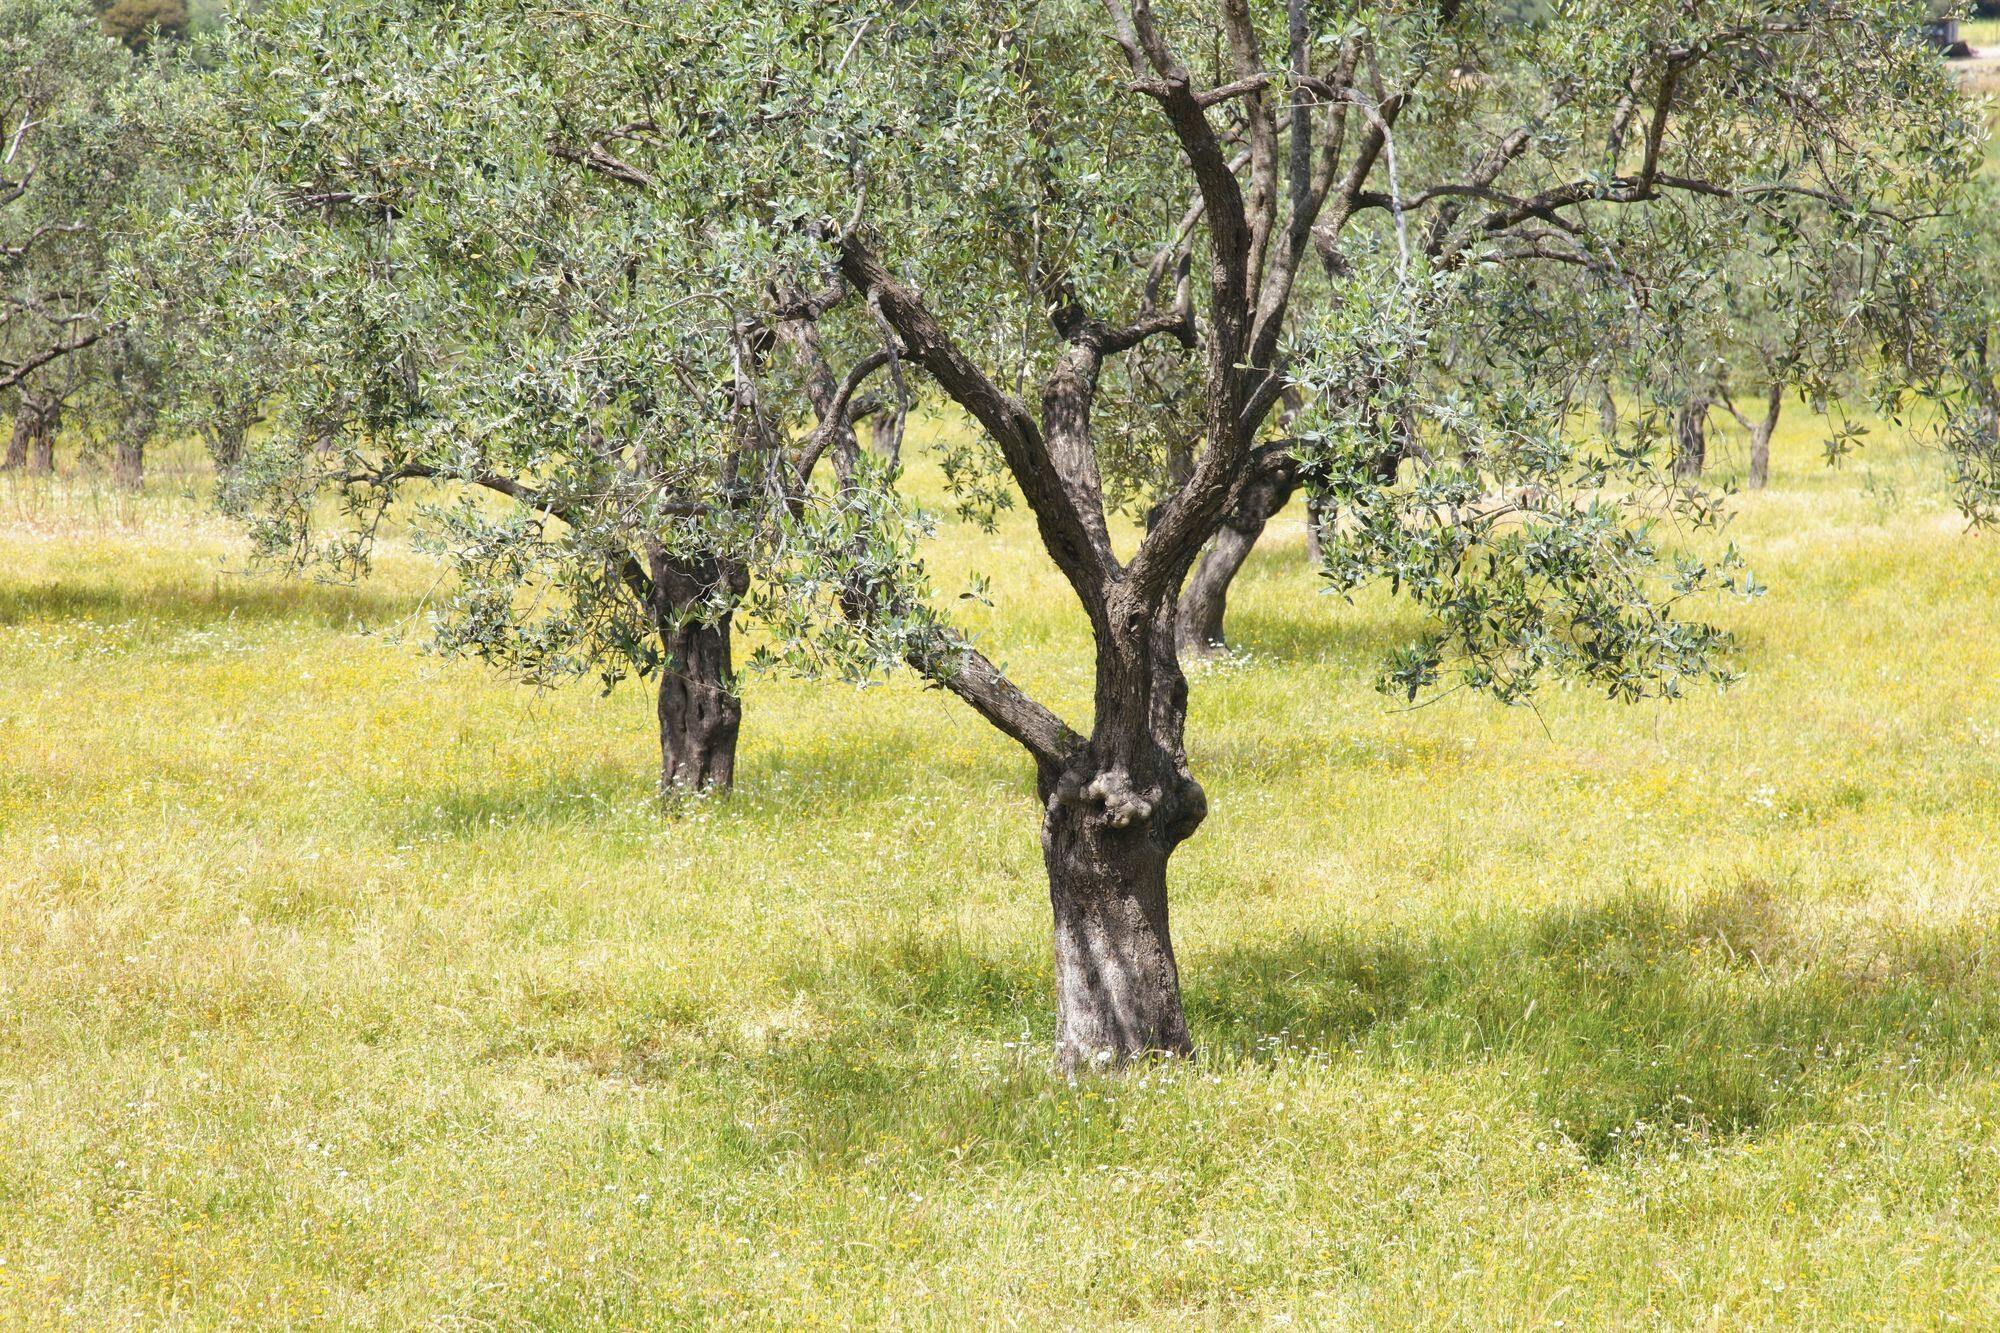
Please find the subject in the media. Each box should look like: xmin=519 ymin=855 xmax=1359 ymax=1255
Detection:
xmin=185 ymin=0 xmax=1976 ymax=1066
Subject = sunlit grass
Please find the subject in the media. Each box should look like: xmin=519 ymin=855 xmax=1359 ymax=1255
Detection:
xmin=2 ymin=412 xmax=1998 ymax=1326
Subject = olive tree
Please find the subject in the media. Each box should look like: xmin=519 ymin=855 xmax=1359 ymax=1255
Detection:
xmin=180 ymin=1 xmax=910 ymax=793
xmin=1 ymin=0 xmax=133 ymax=469
xmin=764 ymin=0 xmax=1970 ymax=1065
xmin=4 ymin=0 xmax=195 ymax=486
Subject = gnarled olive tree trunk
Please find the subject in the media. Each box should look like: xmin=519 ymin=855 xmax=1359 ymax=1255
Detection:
xmin=1043 ymin=603 xmax=1205 ymax=1069
xmin=1674 ymin=391 xmax=1713 ymax=480
xmin=5 ymin=393 xmax=59 ymax=473
xmin=649 ymin=555 xmax=745 ymax=794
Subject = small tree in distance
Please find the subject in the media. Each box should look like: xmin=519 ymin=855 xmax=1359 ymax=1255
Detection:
xmin=1 ymin=0 xmax=132 ymax=461
xmin=181 ymin=2 xmax=913 ymax=793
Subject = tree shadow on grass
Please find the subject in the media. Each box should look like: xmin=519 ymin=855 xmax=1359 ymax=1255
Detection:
xmin=0 ymin=575 xmax=412 ymax=632
xmin=609 ymin=879 xmax=2000 ymax=1168
xmin=377 ymin=727 xmax=1037 ymax=844
xmin=1187 ymin=881 xmax=1999 ymax=1159
xmin=1209 ymin=601 xmax=1423 ymax=670
xmin=745 ymin=723 xmax=1034 ymax=816
xmin=380 ymin=761 xmax=661 ymax=841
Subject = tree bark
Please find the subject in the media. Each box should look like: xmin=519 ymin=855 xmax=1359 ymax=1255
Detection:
xmin=1176 ymin=433 xmax=1401 ymax=656
xmin=5 ymin=394 xmax=58 ymax=473
xmin=1303 ymin=494 xmax=1330 ymax=566
xmin=656 ymin=611 xmax=740 ymax=794
xmin=1674 ymin=392 xmax=1712 ymax=480
xmin=204 ymin=408 xmax=253 ymax=476
xmin=1044 ymin=787 xmax=1192 ymax=1069
xmin=1596 ymin=378 xmax=1619 ymax=441
xmin=1042 ymin=604 xmax=1206 ymax=1071
xmin=113 ymin=437 xmax=145 ymax=489
xmin=1178 ymin=518 xmax=1267 ymax=656
xmin=1178 ymin=451 xmax=1303 ymax=656
xmin=649 ymin=555 xmax=745 ymax=795
xmin=1746 ymin=383 xmax=1783 ymax=490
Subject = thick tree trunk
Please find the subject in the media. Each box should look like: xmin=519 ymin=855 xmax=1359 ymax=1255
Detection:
xmin=649 ymin=552 xmax=746 ymax=795
xmin=655 ymin=611 xmax=740 ymax=794
xmin=1746 ymin=384 xmax=1783 ymax=490
xmin=1044 ymin=790 xmax=1191 ymax=1069
xmin=1041 ymin=598 xmax=1209 ymax=1070
xmin=5 ymin=394 xmax=58 ymax=473
xmin=113 ymin=437 xmax=145 ymax=490
xmin=1674 ymin=393 xmax=1711 ymax=480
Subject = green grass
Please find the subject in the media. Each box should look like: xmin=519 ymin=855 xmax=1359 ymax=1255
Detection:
xmin=3 ymin=416 xmax=2000 ymax=1327
xmin=1965 ymin=16 xmax=2000 ymax=48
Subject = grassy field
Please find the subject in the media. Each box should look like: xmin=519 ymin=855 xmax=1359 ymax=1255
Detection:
xmin=2 ymin=413 xmax=1999 ymax=1328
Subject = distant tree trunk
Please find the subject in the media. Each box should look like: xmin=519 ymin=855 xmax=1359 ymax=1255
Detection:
xmin=5 ymin=393 xmax=59 ymax=473
xmin=208 ymin=425 xmax=245 ymax=474
xmin=1178 ymin=428 xmax=1405 ymax=656
xmin=1177 ymin=450 xmax=1300 ymax=657
xmin=204 ymin=404 xmax=256 ymax=476
xmin=1177 ymin=523 xmax=1264 ymax=657
xmin=1747 ymin=383 xmax=1784 ymax=490
xmin=1303 ymin=493 xmax=1329 ymax=566
xmin=865 ymin=405 xmax=904 ymax=471
xmin=1674 ymin=391 xmax=1712 ymax=480
xmin=27 ymin=406 xmax=55 ymax=474
xmin=113 ymin=438 xmax=145 ymax=489
xmin=1977 ymin=333 xmax=2000 ymax=451
xmin=113 ymin=394 xmax=154 ymax=490
xmin=1596 ymin=378 xmax=1619 ymax=440
xmin=650 ymin=555 xmax=744 ymax=794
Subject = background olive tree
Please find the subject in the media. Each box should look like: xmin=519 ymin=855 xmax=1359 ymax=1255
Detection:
xmin=179 ymin=0 xmax=916 ymax=793
xmin=1 ymin=0 xmax=130 ymax=470
xmin=4 ymin=0 xmax=196 ymax=486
